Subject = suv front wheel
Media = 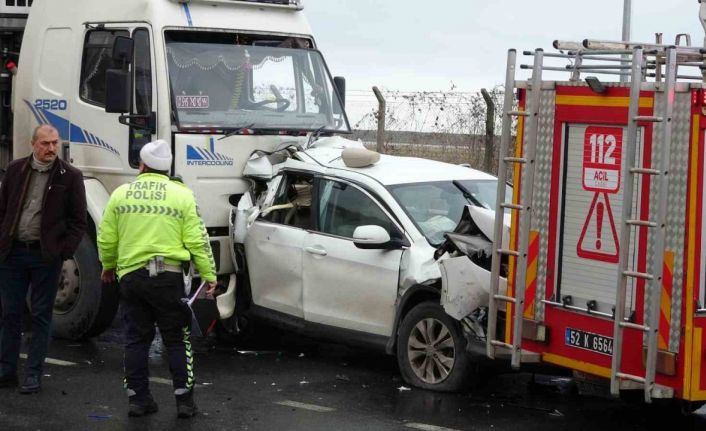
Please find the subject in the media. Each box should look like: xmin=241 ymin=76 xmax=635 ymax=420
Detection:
xmin=396 ymin=302 xmax=473 ymax=392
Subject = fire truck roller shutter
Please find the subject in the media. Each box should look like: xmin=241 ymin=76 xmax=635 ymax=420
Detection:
xmin=52 ymin=179 xmax=119 ymax=340
xmin=558 ymin=124 xmax=641 ymax=315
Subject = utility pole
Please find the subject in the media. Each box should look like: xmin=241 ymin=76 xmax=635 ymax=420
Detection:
xmin=621 ymin=0 xmax=632 ymax=83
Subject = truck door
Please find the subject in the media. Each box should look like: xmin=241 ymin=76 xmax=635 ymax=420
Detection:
xmin=71 ymin=24 xmax=155 ymax=190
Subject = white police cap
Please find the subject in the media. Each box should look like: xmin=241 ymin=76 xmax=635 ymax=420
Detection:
xmin=140 ymin=139 xmax=172 ymax=171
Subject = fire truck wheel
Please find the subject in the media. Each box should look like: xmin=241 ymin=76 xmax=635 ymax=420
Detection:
xmin=52 ymin=234 xmax=119 ymax=340
xmin=396 ymin=302 xmax=473 ymax=392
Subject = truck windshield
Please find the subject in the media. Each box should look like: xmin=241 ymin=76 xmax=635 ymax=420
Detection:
xmin=166 ymin=34 xmax=350 ymax=133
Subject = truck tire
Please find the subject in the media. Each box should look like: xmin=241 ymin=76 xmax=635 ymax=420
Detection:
xmin=396 ymin=301 xmax=474 ymax=392
xmin=52 ymin=234 xmax=119 ymax=340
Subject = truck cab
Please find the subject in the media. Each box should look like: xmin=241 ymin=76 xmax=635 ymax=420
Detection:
xmin=10 ymin=0 xmax=349 ymax=339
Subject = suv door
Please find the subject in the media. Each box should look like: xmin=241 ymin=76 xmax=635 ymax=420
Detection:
xmin=302 ymin=178 xmax=404 ymax=336
xmin=244 ymin=172 xmax=314 ymax=318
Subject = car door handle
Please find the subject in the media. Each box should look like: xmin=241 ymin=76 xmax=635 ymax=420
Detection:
xmin=305 ymin=246 xmax=327 ymax=256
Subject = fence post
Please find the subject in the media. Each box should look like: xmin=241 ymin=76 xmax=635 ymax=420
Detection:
xmin=372 ymin=86 xmax=386 ymax=153
xmin=481 ymin=88 xmax=496 ymax=173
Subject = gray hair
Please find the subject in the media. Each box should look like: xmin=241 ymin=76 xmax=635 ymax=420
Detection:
xmin=31 ymin=124 xmax=59 ymax=143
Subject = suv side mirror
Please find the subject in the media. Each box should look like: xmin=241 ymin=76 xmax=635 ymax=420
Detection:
xmin=353 ymin=225 xmax=393 ymax=249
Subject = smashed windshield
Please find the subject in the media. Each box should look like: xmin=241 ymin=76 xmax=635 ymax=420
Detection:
xmin=388 ymin=180 xmax=511 ymax=245
xmin=166 ymin=32 xmax=350 ymax=133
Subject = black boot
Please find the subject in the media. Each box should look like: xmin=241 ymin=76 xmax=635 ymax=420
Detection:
xmin=176 ymin=390 xmax=198 ymax=418
xmin=19 ymin=375 xmax=41 ymax=394
xmin=128 ymin=395 xmax=159 ymax=417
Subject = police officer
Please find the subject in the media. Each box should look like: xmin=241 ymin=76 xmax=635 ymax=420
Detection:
xmin=97 ymin=139 xmax=216 ymax=418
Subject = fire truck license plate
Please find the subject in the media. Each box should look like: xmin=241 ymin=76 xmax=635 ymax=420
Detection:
xmin=565 ymin=328 xmax=613 ymax=356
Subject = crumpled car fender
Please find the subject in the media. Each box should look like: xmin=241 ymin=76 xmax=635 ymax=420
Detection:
xmin=439 ymin=256 xmax=507 ymax=320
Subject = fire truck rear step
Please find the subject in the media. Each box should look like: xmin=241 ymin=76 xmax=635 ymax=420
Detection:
xmin=491 ymin=344 xmax=542 ymax=363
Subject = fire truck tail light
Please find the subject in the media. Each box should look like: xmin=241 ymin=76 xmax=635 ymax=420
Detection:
xmin=694 ymin=89 xmax=706 ymax=107
xmin=690 ymin=89 xmax=706 ymax=107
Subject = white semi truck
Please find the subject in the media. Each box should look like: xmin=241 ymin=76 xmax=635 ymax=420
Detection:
xmin=1 ymin=0 xmax=351 ymax=340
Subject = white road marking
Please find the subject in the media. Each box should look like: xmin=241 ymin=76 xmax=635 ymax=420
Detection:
xmin=19 ymin=354 xmax=76 ymax=367
xmin=149 ymin=377 xmax=173 ymax=386
xmin=274 ymin=400 xmax=335 ymax=413
xmin=405 ymin=423 xmax=462 ymax=431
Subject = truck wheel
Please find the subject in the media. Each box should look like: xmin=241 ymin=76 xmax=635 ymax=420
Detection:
xmin=396 ymin=302 xmax=473 ymax=392
xmin=52 ymin=234 xmax=119 ymax=340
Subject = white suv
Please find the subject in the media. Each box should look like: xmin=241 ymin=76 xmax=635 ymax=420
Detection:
xmin=230 ymin=136 xmax=509 ymax=391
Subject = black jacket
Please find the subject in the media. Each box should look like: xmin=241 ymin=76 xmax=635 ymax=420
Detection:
xmin=0 ymin=155 xmax=87 ymax=261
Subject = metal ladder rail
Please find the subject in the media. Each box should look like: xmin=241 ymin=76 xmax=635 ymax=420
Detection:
xmin=487 ymin=48 xmax=521 ymax=360
xmin=609 ymin=47 xmax=674 ymax=402
xmin=642 ymin=46 xmax=677 ymax=403
xmin=487 ymin=49 xmax=544 ymax=369
xmin=610 ymin=46 xmax=647 ymax=398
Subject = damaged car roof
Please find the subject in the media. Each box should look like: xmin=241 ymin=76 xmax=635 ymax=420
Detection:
xmin=293 ymin=137 xmax=497 ymax=185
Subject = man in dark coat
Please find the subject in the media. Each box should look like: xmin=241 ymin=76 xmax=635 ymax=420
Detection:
xmin=0 ymin=124 xmax=87 ymax=393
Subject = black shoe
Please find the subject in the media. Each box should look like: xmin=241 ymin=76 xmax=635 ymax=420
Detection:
xmin=128 ymin=398 xmax=159 ymax=417
xmin=176 ymin=391 xmax=198 ymax=418
xmin=0 ymin=373 xmax=18 ymax=388
xmin=19 ymin=375 xmax=41 ymax=394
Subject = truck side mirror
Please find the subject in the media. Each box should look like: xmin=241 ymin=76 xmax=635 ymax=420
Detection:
xmin=105 ymin=36 xmax=134 ymax=114
xmin=112 ymin=36 xmax=134 ymax=65
xmin=105 ymin=69 xmax=131 ymax=113
xmin=334 ymin=76 xmax=346 ymax=111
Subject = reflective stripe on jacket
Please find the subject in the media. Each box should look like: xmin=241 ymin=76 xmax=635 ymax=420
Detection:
xmin=97 ymin=173 xmax=216 ymax=281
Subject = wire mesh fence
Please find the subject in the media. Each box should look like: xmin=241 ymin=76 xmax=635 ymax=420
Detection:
xmin=347 ymin=85 xmax=516 ymax=176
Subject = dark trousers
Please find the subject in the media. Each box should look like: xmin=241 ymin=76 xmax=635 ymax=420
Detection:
xmin=0 ymin=245 xmax=62 ymax=377
xmin=120 ymin=269 xmax=194 ymax=401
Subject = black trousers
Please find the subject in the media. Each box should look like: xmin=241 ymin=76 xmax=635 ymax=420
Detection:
xmin=120 ymin=269 xmax=194 ymax=401
xmin=0 ymin=246 xmax=62 ymax=377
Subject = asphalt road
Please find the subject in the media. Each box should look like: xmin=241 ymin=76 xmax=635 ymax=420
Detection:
xmin=1 ymin=322 xmax=706 ymax=431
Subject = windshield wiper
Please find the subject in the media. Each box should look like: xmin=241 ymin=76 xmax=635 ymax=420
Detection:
xmin=305 ymin=125 xmax=327 ymax=149
xmin=218 ymin=124 xmax=256 ymax=141
xmin=453 ymin=180 xmax=484 ymax=207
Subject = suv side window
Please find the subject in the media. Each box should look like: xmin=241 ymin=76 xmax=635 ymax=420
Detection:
xmin=79 ymin=29 xmax=130 ymax=106
xmin=318 ymin=179 xmax=394 ymax=238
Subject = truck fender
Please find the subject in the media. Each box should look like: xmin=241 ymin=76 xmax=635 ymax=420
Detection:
xmin=83 ymin=178 xmax=111 ymax=229
xmin=385 ymin=284 xmax=440 ymax=355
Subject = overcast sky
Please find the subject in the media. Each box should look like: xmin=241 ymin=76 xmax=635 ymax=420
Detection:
xmin=306 ymin=0 xmax=706 ymax=94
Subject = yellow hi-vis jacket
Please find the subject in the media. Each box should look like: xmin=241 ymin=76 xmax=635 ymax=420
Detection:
xmin=97 ymin=173 xmax=216 ymax=281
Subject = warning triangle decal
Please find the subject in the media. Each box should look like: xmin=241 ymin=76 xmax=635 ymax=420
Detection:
xmin=576 ymin=192 xmax=619 ymax=263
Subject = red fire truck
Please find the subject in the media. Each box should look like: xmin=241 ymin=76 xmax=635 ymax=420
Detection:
xmin=487 ymin=0 xmax=706 ymax=408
